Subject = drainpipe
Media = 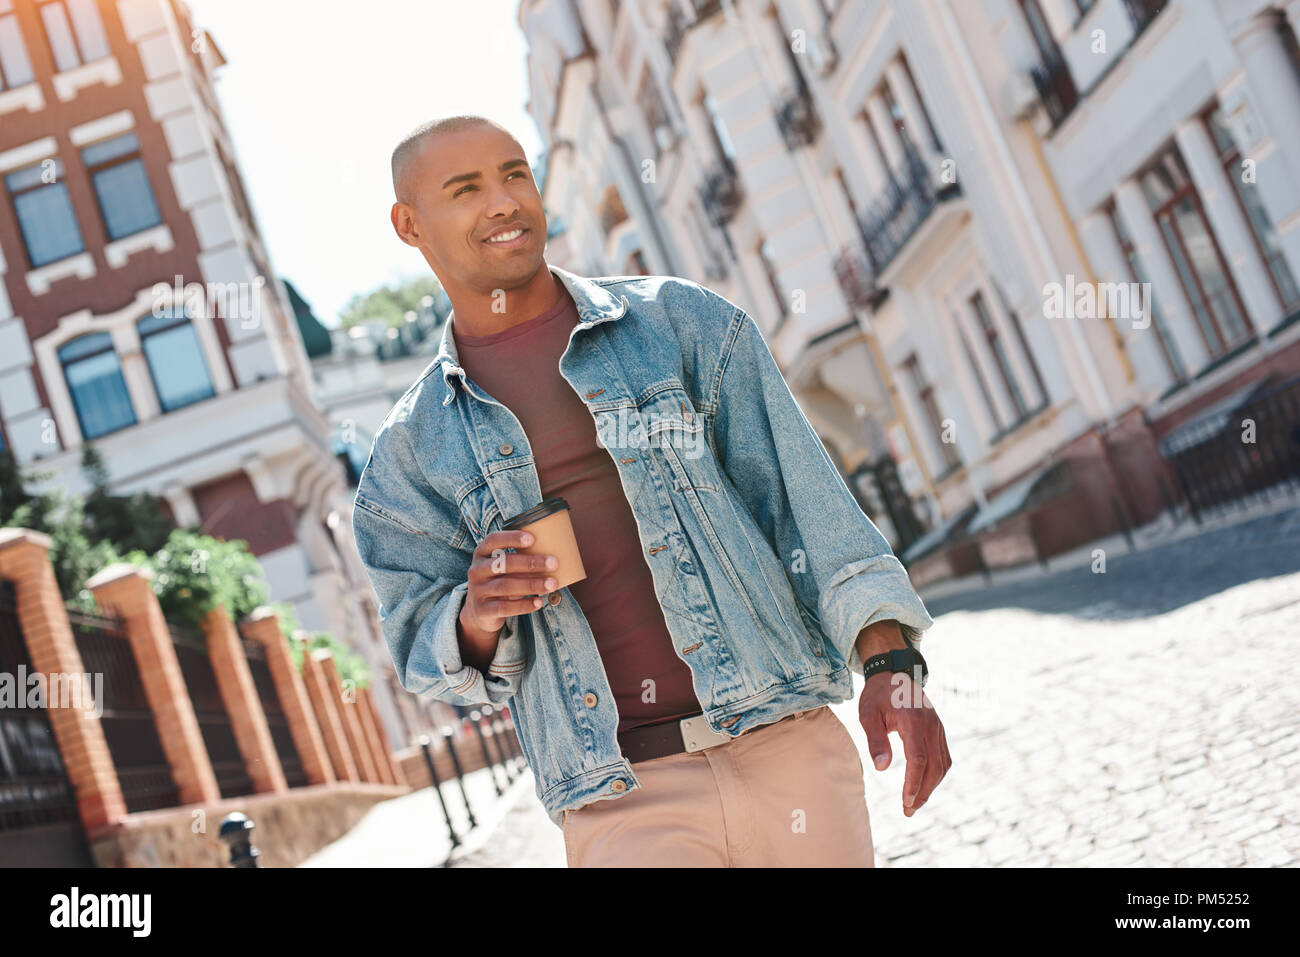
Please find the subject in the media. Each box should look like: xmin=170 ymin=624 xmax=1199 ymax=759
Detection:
xmin=935 ymin=0 xmax=1115 ymax=426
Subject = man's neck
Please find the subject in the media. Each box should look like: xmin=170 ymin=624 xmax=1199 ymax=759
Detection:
xmin=448 ymin=264 xmax=562 ymax=339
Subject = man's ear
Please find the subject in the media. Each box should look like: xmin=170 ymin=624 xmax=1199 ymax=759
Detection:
xmin=391 ymin=201 xmax=421 ymax=248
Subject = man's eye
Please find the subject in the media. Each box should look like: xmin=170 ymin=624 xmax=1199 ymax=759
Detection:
xmin=455 ymin=184 xmax=476 ymax=197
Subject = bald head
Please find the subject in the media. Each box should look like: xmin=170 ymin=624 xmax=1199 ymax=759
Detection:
xmin=391 ymin=115 xmax=517 ymax=202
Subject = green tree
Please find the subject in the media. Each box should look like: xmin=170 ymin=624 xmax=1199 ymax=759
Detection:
xmin=0 ymin=449 xmax=117 ymax=608
xmin=80 ymin=444 xmax=173 ymax=555
xmin=339 ymin=275 xmax=443 ymax=329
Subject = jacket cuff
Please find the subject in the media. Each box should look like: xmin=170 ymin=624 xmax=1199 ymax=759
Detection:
xmin=819 ymin=555 xmax=935 ymax=678
xmin=429 ymin=581 xmax=528 ymax=705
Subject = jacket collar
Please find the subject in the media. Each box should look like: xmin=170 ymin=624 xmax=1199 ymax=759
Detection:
xmin=434 ymin=263 xmax=629 ymax=406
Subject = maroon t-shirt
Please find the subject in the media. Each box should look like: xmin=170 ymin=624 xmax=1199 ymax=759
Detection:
xmin=453 ymin=278 xmax=703 ymax=733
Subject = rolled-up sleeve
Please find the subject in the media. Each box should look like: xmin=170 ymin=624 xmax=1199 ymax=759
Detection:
xmin=707 ymin=297 xmax=934 ymax=677
xmin=351 ymin=428 xmax=526 ymax=707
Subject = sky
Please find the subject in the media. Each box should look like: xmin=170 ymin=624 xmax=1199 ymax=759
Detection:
xmin=183 ymin=0 xmax=543 ymax=327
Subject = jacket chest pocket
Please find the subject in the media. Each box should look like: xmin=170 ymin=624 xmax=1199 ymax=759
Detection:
xmin=630 ymin=384 xmax=719 ymax=493
xmin=456 ymin=478 xmax=503 ymax=543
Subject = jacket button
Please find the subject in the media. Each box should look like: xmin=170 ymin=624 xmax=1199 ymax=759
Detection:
xmin=499 ymin=443 xmax=514 ymax=456
xmin=611 ymin=779 xmax=626 ymax=792
xmin=548 ymin=592 xmax=561 ymax=606
xmin=583 ymin=692 xmax=598 ymax=708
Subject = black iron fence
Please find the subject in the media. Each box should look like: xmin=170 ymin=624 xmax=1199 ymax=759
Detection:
xmin=1162 ymin=374 xmax=1300 ymax=520
xmin=171 ymin=626 xmax=254 ymax=800
xmin=0 ymin=581 xmax=96 ymax=867
xmin=243 ymin=637 xmax=307 ymax=788
xmin=69 ymin=605 xmax=181 ymax=814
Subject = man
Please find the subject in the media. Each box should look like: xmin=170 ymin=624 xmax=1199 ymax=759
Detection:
xmin=353 ymin=114 xmax=951 ymax=867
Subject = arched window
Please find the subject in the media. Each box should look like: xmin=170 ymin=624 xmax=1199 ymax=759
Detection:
xmin=58 ymin=332 xmax=135 ymax=439
xmin=138 ymin=307 xmax=215 ymax=412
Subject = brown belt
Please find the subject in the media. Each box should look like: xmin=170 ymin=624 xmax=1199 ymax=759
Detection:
xmin=618 ymin=712 xmax=711 ymax=763
xmin=618 ymin=709 xmax=802 ymax=763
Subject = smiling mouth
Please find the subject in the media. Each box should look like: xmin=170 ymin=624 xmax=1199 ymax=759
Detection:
xmin=483 ymin=227 xmax=529 ymax=247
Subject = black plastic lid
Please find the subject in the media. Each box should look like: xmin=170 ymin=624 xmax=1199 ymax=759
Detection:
xmin=501 ymin=496 xmax=570 ymax=530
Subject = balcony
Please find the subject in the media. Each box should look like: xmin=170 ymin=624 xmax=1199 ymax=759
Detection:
xmin=1122 ymin=0 xmax=1168 ymax=36
xmin=701 ymin=156 xmax=744 ymax=227
xmin=1030 ymin=53 xmax=1079 ymax=128
xmin=833 ymin=245 xmax=883 ymax=312
xmin=853 ymin=147 xmax=962 ymax=290
xmin=775 ymin=83 xmax=821 ymax=150
xmin=665 ymin=0 xmax=722 ymax=61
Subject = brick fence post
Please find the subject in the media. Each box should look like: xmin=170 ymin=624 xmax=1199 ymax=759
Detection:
xmin=352 ymin=683 xmax=395 ymax=785
xmin=360 ymin=686 xmax=406 ymax=786
xmin=316 ymin=651 xmax=380 ymax=783
xmin=0 ymin=529 xmax=126 ymax=834
xmin=200 ymin=605 xmax=286 ymax=794
xmin=86 ymin=563 xmax=220 ymax=806
xmin=240 ymin=608 xmax=334 ymax=786
xmin=301 ymin=641 xmax=357 ymax=782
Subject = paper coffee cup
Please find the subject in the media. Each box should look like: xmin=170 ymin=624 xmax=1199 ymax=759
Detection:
xmin=500 ymin=497 xmax=586 ymax=591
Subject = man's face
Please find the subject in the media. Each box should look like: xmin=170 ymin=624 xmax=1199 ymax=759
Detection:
xmin=392 ymin=124 xmax=546 ymax=293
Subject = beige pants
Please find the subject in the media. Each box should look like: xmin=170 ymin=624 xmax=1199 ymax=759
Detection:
xmin=562 ymin=704 xmax=874 ymax=867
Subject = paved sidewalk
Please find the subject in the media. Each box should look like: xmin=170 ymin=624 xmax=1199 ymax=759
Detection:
xmin=298 ymin=760 xmax=535 ymax=867
xmin=439 ymin=507 xmax=1300 ymax=867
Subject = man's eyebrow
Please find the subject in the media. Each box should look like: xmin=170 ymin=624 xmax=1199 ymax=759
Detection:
xmin=442 ymin=158 xmax=530 ymax=190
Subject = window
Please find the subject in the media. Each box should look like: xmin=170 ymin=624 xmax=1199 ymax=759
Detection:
xmin=5 ymin=159 xmax=85 ymax=268
xmin=1139 ymin=145 xmax=1252 ymax=358
xmin=81 ymin=132 xmax=162 ymax=242
xmin=901 ymin=353 xmax=960 ymax=471
xmin=39 ymin=0 xmax=110 ymax=72
xmin=702 ymin=92 xmax=736 ymax=165
xmin=898 ymin=56 xmax=943 ymax=153
xmin=1104 ymin=199 xmax=1187 ymax=381
xmin=758 ymin=239 xmax=786 ymax=319
xmin=957 ymin=324 xmax=1002 ymax=432
xmin=970 ymin=290 xmax=1030 ymax=420
xmin=637 ymin=68 xmax=670 ymax=156
xmin=879 ymin=78 xmax=914 ymax=156
xmin=138 ymin=307 xmax=215 ymax=413
xmin=1206 ymin=108 xmax=1300 ymax=314
xmin=0 ymin=0 xmax=35 ymax=90
xmin=1019 ymin=0 xmax=1078 ymax=122
xmin=58 ymin=332 xmax=136 ymax=439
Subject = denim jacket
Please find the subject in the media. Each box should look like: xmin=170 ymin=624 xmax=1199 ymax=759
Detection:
xmin=352 ymin=264 xmax=934 ymax=829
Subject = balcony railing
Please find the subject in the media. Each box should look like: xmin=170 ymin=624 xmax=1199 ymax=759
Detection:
xmin=1030 ymin=53 xmax=1079 ymax=128
xmin=1122 ymin=0 xmax=1167 ymax=36
xmin=665 ymin=0 xmax=722 ymax=61
xmin=775 ymin=82 xmax=821 ymax=150
xmin=852 ymin=147 xmax=961 ymax=290
xmin=701 ymin=156 xmax=744 ymax=227
xmin=833 ymin=245 xmax=882 ymax=312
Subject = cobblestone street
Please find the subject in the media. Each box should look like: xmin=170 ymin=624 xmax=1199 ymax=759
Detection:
xmin=442 ymin=506 xmax=1300 ymax=867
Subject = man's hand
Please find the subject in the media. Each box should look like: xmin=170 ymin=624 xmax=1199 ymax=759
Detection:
xmin=855 ymin=620 xmax=952 ymax=817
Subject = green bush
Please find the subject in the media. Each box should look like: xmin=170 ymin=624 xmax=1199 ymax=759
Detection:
xmin=127 ymin=529 xmax=269 ymax=629
xmin=273 ymin=600 xmax=369 ymax=688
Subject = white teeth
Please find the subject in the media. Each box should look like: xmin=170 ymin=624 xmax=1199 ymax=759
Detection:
xmin=487 ymin=228 xmax=524 ymax=243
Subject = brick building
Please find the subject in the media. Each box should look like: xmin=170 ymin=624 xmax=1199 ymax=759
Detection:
xmin=0 ymin=0 xmax=413 ymax=744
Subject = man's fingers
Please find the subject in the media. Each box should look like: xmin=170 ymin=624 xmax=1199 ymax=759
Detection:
xmin=482 ymin=595 xmax=546 ymax=618
xmin=860 ymin=695 xmax=893 ymax=771
xmin=900 ymin=724 xmax=929 ymax=815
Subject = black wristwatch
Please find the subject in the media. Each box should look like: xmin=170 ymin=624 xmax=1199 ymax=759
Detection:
xmin=861 ymin=644 xmax=928 ymax=687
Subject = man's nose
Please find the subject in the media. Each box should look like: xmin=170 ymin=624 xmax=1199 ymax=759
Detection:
xmin=484 ymin=183 xmax=519 ymax=220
